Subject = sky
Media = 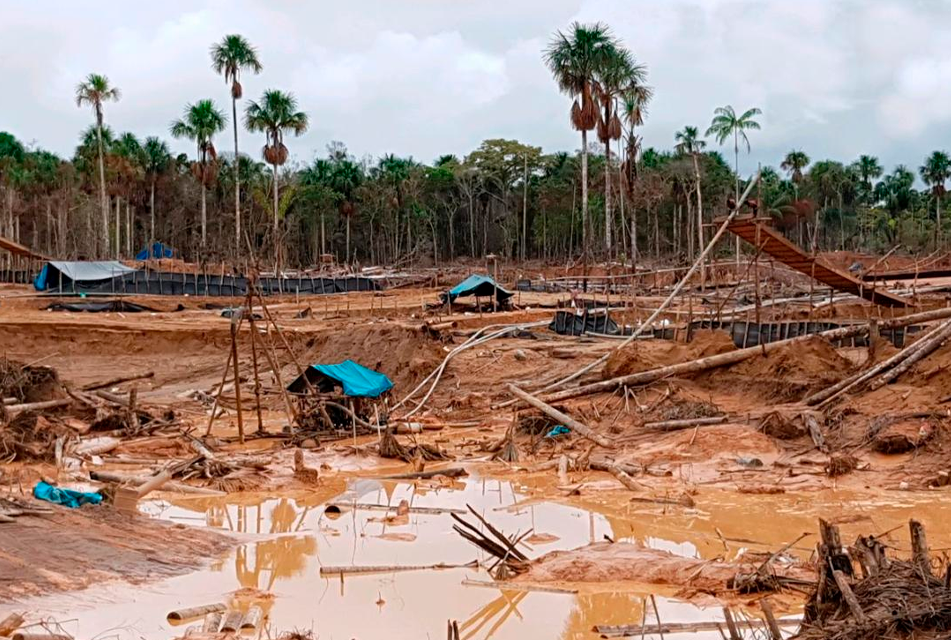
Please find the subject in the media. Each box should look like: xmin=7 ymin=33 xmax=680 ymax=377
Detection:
xmin=3 ymin=0 xmax=951 ymax=179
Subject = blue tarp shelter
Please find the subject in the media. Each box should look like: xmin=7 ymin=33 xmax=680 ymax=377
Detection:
xmin=34 ymin=261 xmax=137 ymax=292
xmin=287 ymin=359 xmax=394 ymax=397
xmin=440 ymin=274 xmax=514 ymax=304
xmin=136 ymin=242 xmax=176 ymax=260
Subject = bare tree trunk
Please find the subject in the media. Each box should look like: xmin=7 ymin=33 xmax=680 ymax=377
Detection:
xmin=232 ymin=94 xmax=241 ymax=257
xmin=468 ymin=194 xmax=475 ymax=257
xmin=150 ymin=179 xmax=156 ymax=253
xmin=346 ymin=216 xmax=351 ymax=263
xmin=581 ymin=129 xmax=589 ymax=259
xmin=604 ymin=138 xmax=612 ymax=255
xmin=272 ymin=162 xmax=278 ymax=260
xmin=522 ymin=154 xmax=528 ymax=261
xmin=693 ymin=153 xmax=705 ymax=286
xmin=96 ymin=121 xmax=108 ymax=259
xmin=201 ymin=184 xmax=207 ymax=249
xmin=114 ymin=196 xmax=120 ymax=259
xmin=734 ymin=130 xmax=741 ymax=266
xmin=126 ymin=201 xmax=132 ymax=256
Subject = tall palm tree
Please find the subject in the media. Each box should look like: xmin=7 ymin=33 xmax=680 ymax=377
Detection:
xmin=780 ymin=150 xmax=810 ymax=185
xmin=595 ymin=47 xmax=647 ymax=254
xmin=244 ymin=89 xmax=309 ymax=256
xmin=920 ymin=150 xmax=951 ymax=241
xmin=854 ymin=155 xmax=883 ymax=193
xmin=674 ymin=126 xmax=707 ymax=263
xmin=706 ymin=105 xmax=762 ymax=202
xmin=211 ymin=35 xmax=262 ymax=254
xmin=544 ymin=22 xmax=617 ymax=258
xmin=75 ymin=73 xmax=120 ymax=257
xmin=707 ymin=105 xmax=761 ymax=261
xmin=143 ymin=137 xmax=171 ymax=251
xmin=170 ymin=99 xmax=226 ymax=248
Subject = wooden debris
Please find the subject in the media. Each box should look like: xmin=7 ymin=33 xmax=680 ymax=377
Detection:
xmin=0 ymin=613 xmax=24 ymax=637
xmin=320 ymin=560 xmax=478 ymax=576
xmin=240 ymin=606 xmax=262 ymax=631
xmin=643 ymin=415 xmax=727 ymax=431
xmin=506 ymin=384 xmax=613 ymax=447
xmin=167 ymin=603 xmax=226 ymax=622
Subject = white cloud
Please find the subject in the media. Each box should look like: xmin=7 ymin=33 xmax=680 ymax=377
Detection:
xmin=3 ymin=0 xmax=951 ymax=169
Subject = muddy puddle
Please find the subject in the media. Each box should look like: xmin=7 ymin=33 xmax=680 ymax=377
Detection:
xmin=8 ymin=473 xmax=951 ymax=640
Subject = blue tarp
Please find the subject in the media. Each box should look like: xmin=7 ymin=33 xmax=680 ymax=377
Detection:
xmin=34 ymin=261 xmax=137 ymax=291
xmin=136 ymin=242 xmax=176 ymax=260
xmin=440 ymin=274 xmax=514 ymax=304
xmin=287 ymin=359 xmax=394 ymax=398
xmin=33 ymin=481 xmax=103 ymax=509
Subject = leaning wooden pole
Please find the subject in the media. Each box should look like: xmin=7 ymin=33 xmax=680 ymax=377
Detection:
xmin=505 ymin=171 xmax=761 ymax=404
xmin=506 ymin=383 xmax=613 ymax=447
xmin=229 ymin=318 xmax=245 ymax=444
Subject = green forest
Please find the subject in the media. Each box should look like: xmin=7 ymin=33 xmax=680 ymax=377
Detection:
xmin=1 ymin=27 xmax=949 ymax=267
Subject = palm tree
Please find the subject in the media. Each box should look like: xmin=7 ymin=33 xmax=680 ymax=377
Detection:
xmin=595 ymin=47 xmax=647 ymax=254
xmin=142 ymin=137 xmax=171 ymax=251
xmin=244 ymin=90 xmax=309 ymax=258
xmin=707 ymin=105 xmax=761 ymax=262
xmin=170 ymin=99 xmax=226 ymax=248
xmin=75 ymin=73 xmax=120 ymax=257
xmin=674 ymin=126 xmax=707 ymax=264
xmin=706 ymin=105 xmax=762 ymax=202
xmin=920 ymin=150 xmax=951 ymax=242
xmin=544 ymin=22 xmax=617 ymax=259
xmin=854 ymin=155 xmax=883 ymax=193
xmin=211 ymin=35 xmax=263 ymax=254
xmin=780 ymin=150 xmax=810 ymax=185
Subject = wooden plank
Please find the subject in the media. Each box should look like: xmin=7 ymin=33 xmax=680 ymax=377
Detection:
xmin=725 ymin=218 xmax=911 ymax=307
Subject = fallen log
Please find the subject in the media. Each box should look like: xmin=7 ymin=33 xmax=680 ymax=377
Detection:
xmin=326 ymin=502 xmax=466 ymax=515
xmin=540 ymin=308 xmax=951 ymax=404
xmin=136 ymin=470 xmax=173 ymax=499
xmin=167 ymin=603 xmax=226 ymax=622
xmin=506 ymin=384 xmax=613 ymax=447
xmin=90 ymin=470 xmax=225 ymax=496
xmin=73 ymin=436 xmax=120 ymax=457
xmin=0 ymin=613 xmax=24 ymax=636
xmin=595 ymin=618 xmax=800 ymax=637
xmin=381 ymin=467 xmax=468 ymax=480
xmin=868 ymin=319 xmax=951 ymax=390
xmin=12 ymin=634 xmax=72 ymax=640
xmin=5 ymin=397 xmax=73 ymax=416
xmin=219 ymin=611 xmax=244 ymax=633
xmin=643 ymin=416 xmax=728 ymax=431
xmin=240 ymin=606 xmax=262 ymax=631
xmin=320 ymin=560 xmax=478 ymax=576
xmin=460 ymin=579 xmax=577 ymax=594
xmin=82 ymin=371 xmax=155 ymax=392
xmin=201 ymin=612 xmax=223 ymax=633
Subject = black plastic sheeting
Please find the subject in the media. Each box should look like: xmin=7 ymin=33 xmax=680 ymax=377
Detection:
xmin=42 ymin=271 xmax=380 ymax=297
xmin=653 ymin=319 xmax=917 ymax=349
xmin=549 ymin=310 xmax=620 ymax=336
xmin=46 ymin=300 xmax=160 ymax=313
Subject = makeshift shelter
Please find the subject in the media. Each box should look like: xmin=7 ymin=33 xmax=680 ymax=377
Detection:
xmin=135 ymin=242 xmax=176 ymax=260
xmin=33 ymin=261 xmax=137 ymax=292
xmin=440 ymin=274 xmax=514 ymax=305
xmin=287 ymin=359 xmax=393 ymax=398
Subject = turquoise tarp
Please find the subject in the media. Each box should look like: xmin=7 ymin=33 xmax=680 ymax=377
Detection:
xmin=34 ymin=481 xmax=103 ymax=508
xmin=287 ymin=359 xmax=394 ymax=398
xmin=440 ymin=274 xmax=513 ymax=304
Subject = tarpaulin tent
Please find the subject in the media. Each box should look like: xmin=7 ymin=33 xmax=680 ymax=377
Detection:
xmin=440 ymin=274 xmax=514 ymax=304
xmin=34 ymin=261 xmax=137 ymax=292
xmin=136 ymin=242 xmax=176 ymax=260
xmin=287 ymin=359 xmax=394 ymax=398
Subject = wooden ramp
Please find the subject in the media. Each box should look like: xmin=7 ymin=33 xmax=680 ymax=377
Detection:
xmin=723 ymin=216 xmax=912 ymax=307
xmin=0 ymin=235 xmax=48 ymax=261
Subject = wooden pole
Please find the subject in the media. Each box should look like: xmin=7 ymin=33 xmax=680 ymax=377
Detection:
xmin=506 ymin=383 xmax=613 ymax=447
xmin=230 ymin=320 xmax=245 ymax=444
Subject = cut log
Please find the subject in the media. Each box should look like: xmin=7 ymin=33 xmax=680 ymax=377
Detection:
xmin=73 ymin=436 xmax=120 ymax=457
xmin=12 ymin=634 xmax=72 ymax=640
xmin=82 ymin=371 xmax=155 ymax=392
xmin=219 ymin=610 xmax=244 ymax=633
xmin=806 ymin=317 xmax=951 ymax=405
xmin=543 ymin=308 xmax=951 ymax=405
xmin=506 ymin=384 xmax=613 ymax=447
xmin=135 ymin=470 xmax=173 ymax=499
xmin=0 ymin=613 xmax=24 ymax=636
xmin=606 ymin=465 xmax=641 ymax=491
xmin=869 ymin=320 xmax=951 ymax=389
xmin=90 ymin=470 xmax=225 ymax=496
xmin=643 ymin=416 xmax=727 ymax=431
xmin=381 ymin=467 xmax=468 ymax=480
xmin=240 ymin=606 xmax=262 ymax=631
xmin=832 ymin=570 xmax=867 ymax=622
xmin=167 ymin=603 xmax=226 ymax=622
xmin=5 ymin=398 xmax=73 ymax=416
xmin=910 ymin=519 xmax=932 ymax=577
xmin=325 ymin=502 xmax=466 ymax=515
xmin=201 ymin=611 xmax=223 ymax=633
xmin=760 ymin=598 xmax=783 ymax=640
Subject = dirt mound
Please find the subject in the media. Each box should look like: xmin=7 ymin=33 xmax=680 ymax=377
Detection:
xmin=0 ymin=358 xmax=62 ymax=403
xmin=603 ymin=330 xmax=735 ymax=380
xmin=518 ymin=541 xmax=813 ymax=592
xmin=299 ymin=325 xmax=442 ymax=393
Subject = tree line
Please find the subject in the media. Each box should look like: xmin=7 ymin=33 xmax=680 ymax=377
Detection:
xmin=1 ymin=26 xmax=949 ymax=269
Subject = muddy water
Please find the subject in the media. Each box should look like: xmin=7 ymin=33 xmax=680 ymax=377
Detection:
xmin=8 ymin=475 xmax=951 ymax=640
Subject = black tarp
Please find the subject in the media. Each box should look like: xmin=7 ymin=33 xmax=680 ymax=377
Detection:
xmin=549 ymin=310 xmax=620 ymax=336
xmin=46 ymin=300 xmax=159 ymax=313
